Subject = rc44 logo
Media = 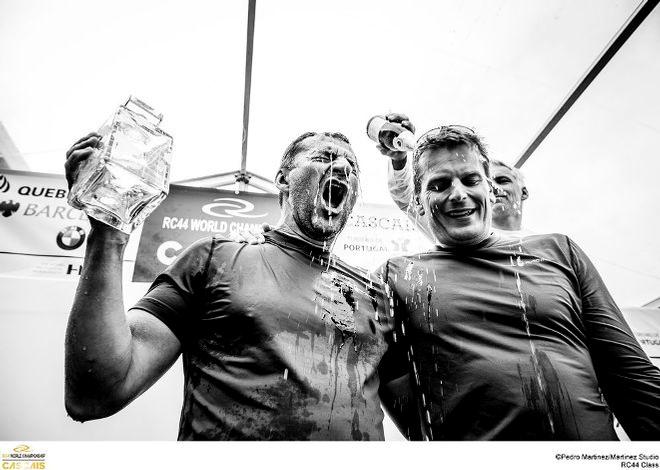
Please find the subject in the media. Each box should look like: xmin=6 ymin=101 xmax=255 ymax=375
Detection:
xmin=202 ymin=198 xmax=267 ymax=218
xmin=0 ymin=200 xmax=19 ymax=217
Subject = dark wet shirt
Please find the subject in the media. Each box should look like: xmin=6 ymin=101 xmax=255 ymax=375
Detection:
xmin=380 ymin=233 xmax=660 ymax=440
xmin=134 ymin=230 xmax=390 ymax=440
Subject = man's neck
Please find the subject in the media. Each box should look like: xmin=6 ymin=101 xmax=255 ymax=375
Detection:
xmin=493 ymin=214 xmax=522 ymax=231
xmin=435 ymin=230 xmax=496 ymax=249
xmin=275 ymin=213 xmax=336 ymax=251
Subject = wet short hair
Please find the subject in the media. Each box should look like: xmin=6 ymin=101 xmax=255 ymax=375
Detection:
xmin=412 ymin=125 xmax=490 ymax=195
xmin=277 ymin=131 xmax=353 ymax=205
xmin=279 ymin=132 xmax=351 ymax=173
xmin=491 ymin=159 xmax=526 ymax=188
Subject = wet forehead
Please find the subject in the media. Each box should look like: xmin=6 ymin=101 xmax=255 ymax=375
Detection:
xmin=420 ymin=144 xmax=485 ymax=178
xmin=491 ymin=164 xmax=525 ymax=191
xmin=296 ymin=135 xmax=356 ymax=163
xmin=491 ymin=163 xmax=517 ymax=179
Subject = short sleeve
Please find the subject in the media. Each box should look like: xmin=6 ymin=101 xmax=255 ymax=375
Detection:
xmin=132 ymin=237 xmax=215 ymax=346
xmin=568 ymin=236 xmax=660 ymax=439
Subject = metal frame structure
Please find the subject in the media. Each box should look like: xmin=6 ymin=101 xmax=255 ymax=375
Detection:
xmin=515 ymin=0 xmax=659 ymax=168
xmin=174 ymin=0 xmax=658 ymax=187
xmin=174 ymin=0 xmax=278 ymax=194
xmin=174 ymin=169 xmax=277 ymax=194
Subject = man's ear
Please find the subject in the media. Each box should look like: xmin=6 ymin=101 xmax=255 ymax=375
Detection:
xmin=521 ymin=186 xmax=529 ymax=201
xmin=275 ymin=170 xmax=289 ymax=193
xmin=415 ymin=196 xmax=425 ymax=216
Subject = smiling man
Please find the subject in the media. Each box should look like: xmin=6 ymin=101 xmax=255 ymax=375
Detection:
xmin=378 ymin=113 xmax=532 ymax=238
xmin=379 ymin=125 xmax=660 ymax=440
xmin=64 ymin=131 xmax=396 ymax=440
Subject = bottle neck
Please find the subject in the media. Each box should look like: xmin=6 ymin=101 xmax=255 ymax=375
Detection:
xmin=395 ymin=129 xmax=416 ymax=151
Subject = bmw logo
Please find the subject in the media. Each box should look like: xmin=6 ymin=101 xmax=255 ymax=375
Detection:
xmin=0 ymin=174 xmax=9 ymax=193
xmin=57 ymin=225 xmax=86 ymax=250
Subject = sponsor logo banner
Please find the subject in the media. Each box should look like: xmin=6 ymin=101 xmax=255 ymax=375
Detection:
xmin=0 ymin=252 xmax=85 ymax=279
xmin=0 ymin=170 xmax=140 ymax=270
xmin=133 ymin=185 xmax=432 ymax=282
xmin=0 ymin=170 xmax=90 ymax=259
xmin=2 ymin=170 xmax=432 ymax=282
xmin=334 ymin=202 xmax=432 ymax=271
xmin=133 ymin=186 xmax=281 ymax=281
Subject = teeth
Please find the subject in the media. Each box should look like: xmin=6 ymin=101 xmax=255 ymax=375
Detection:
xmin=447 ymin=209 xmax=474 ymax=217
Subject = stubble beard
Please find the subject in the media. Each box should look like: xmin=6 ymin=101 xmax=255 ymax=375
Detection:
xmin=289 ymin=188 xmax=347 ymax=242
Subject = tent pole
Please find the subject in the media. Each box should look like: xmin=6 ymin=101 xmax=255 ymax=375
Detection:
xmin=514 ymin=0 xmax=659 ymax=168
xmin=240 ymin=0 xmax=257 ymax=173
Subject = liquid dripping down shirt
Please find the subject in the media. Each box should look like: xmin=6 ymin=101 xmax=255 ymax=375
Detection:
xmin=380 ymin=233 xmax=660 ymax=440
xmin=134 ymin=230 xmax=391 ymax=440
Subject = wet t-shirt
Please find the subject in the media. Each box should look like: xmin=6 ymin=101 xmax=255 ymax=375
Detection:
xmin=133 ymin=230 xmax=390 ymax=440
xmin=380 ymin=233 xmax=660 ymax=440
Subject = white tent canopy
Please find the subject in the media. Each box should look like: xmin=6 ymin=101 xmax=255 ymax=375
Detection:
xmin=2 ymin=0 xmax=659 ymax=306
xmin=1 ymin=0 xmax=660 ymax=444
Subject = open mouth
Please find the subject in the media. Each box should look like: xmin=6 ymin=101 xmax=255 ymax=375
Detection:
xmin=445 ymin=208 xmax=476 ymax=218
xmin=320 ymin=179 xmax=349 ymax=213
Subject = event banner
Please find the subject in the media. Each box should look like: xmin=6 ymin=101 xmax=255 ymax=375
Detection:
xmin=133 ymin=184 xmax=432 ymax=282
xmin=133 ymin=185 xmax=282 ymax=281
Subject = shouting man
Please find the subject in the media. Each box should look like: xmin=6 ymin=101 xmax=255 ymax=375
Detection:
xmin=64 ymin=131 xmax=398 ymax=440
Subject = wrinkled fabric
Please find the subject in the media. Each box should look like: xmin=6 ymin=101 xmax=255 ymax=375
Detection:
xmin=387 ymin=159 xmax=415 ymax=215
xmin=380 ymin=233 xmax=660 ymax=440
xmin=134 ymin=230 xmax=391 ymax=440
xmin=387 ymin=160 xmax=431 ymax=240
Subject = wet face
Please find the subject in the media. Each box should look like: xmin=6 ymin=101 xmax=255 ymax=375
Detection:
xmin=416 ymin=144 xmax=493 ymax=246
xmin=491 ymin=163 xmax=526 ymax=220
xmin=284 ymin=135 xmax=359 ymax=241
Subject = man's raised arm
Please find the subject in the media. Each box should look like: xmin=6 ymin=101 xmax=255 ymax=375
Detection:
xmin=373 ymin=113 xmax=433 ymax=241
xmin=64 ymin=132 xmax=181 ymax=421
